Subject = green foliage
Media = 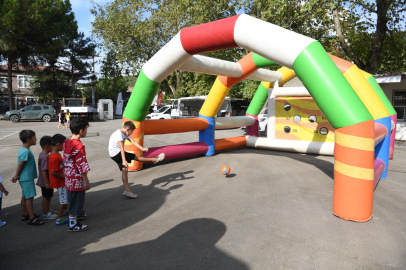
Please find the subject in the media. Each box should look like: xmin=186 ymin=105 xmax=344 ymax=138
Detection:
xmin=91 ymin=0 xmax=406 ymax=101
xmin=243 ymin=0 xmax=406 ymax=73
xmin=0 ymin=0 xmax=79 ymax=109
xmin=91 ymin=0 xmax=246 ymax=97
xmin=60 ymin=31 xmax=96 ymax=97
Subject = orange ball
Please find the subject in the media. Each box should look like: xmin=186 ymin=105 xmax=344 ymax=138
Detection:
xmin=221 ymin=165 xmax=230 ymax=175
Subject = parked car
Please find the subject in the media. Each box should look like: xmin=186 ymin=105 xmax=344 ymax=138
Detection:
xmin=5 ymin=104 xmax=58 ymax=123
xmin=146 ymin=105 xmax=172 ymax=120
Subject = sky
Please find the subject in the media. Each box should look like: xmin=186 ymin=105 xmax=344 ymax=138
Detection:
xmin=70 ymin=0 xmax=109 ymax=78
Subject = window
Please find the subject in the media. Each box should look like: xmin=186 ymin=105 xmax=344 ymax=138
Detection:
xmin=23 ymin=106 xmax=32 ymax=111
xmin=393 ymin=90 xmax=406 ymax=120
xmin=17 ymin=75 xmax=33 ymax=88
xmin=43 ymin=106 xmax=49 ymax=110
xmin=33 ymin=106 xmax=41 ymax=111
xmin=0 ymin=77 xmax=7 ymax=88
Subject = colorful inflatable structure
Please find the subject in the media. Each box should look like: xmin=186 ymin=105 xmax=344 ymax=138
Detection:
xmin=122 ymin=14 xmax=396 ymax=222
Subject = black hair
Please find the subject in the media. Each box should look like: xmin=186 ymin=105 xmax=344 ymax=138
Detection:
xmin=51 ymin=134 xmax=66 ymax=146
xmin=70 ymin=118 xmax=89 ymax=135
xmin=40 ymin=136 xmax=52 ymax=148
xmin=19 ymin=130 xmax=36 ymax=143
xmin=123 ymin=121 xmax=136 ymax=130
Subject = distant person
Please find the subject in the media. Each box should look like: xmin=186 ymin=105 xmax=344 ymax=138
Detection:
xmin=20 ymin=101 xmax=25 ymax=108
xmin=149 ymin=106 xmax=154 ymax=114
xmin=65 ymin=109 xmax=71 ymax=128
xmin=49 ymin=134 xmax=69 ymax=226
xmin=87 ymin=105 xmax=93 ymax=121
xmin=5 ymin=101 xmax=9 ymax=112
xmin=63 ymin=118 xmax=90 ymax=232
xmin=108 ymin=121 xmax=165 ymax=198
xmin=57 ymin=110 xmax=66 ymax=129
xmin=30 ymin=100 xmax=35 ymax=105
xmin=0 ymin=173 xmax=9 ymax=227
xmin=36 ymin=136 xmax=57 ymax=220
xmin=11 ymin=130 xmax=45 ymax=226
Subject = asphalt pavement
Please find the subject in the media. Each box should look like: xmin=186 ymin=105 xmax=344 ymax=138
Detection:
xmin=0 ymin=119 xmax=405 ymax=269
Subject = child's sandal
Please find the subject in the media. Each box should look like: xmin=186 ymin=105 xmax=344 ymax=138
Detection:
xmin=27 ymin=217 xmax=45 ymax=226
xmin=21 ymin=214 xmax=39 ymax=221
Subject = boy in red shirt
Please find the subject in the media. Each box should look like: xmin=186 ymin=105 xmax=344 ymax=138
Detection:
xmin=49 ymin=134 xmax=69 ymax=226
xmin=63 ymin=118 xmax=90 ymax=232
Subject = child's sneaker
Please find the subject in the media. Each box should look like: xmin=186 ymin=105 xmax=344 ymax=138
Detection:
xmin=63 ymin=211 xmax=69 ymax=217
xmin=154 ymin=153 xmax=165 ymax=164
xmin=67 ymin=223 xmax=88 ymax=232
xmin=43 ymin=212 xmax=57 ymax=220
xmin=77 ymin=211 xmax=88 ymax=220
xmin=56 ymin=218 xmax=69 ymax=226
xmin=0 ymin=220 xmax=6 ymax=227
xmin=123 ymin=191 xmax=138 ymax=199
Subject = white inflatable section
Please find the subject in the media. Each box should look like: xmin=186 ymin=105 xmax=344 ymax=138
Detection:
xmin=143 ymin=33 xmax=192 ymax=82
xmin=234 ymin=14 xmax=315 ymax=68
xmin=247 ymin=136 xmax=335 ymax=155
xmin=178 ymin=54 xmax=282 ymax=82
xmin=215 ymin=116 xmax=255 ymax=130
xmin=248 ymin=69 xmax=282 ymax=82
xmin=179 ymin=55 xmax=243 ymax=77
xmin=98 ymin=99 xmax=114 ymax=120
xmin=272 ymin=87 xmax=310 ymax=97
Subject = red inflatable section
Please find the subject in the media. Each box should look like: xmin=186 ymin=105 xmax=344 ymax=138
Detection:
xmin=143 ymin=142 xmax=209 ymax=162
xmin=180 ymin=15 xmax=241 ymax=55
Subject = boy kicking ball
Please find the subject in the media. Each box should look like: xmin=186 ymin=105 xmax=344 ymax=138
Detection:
xmin=108 ymin=121 xmax=165 ymax=198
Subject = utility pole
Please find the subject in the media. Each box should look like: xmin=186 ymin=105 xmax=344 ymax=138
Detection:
xmin=92 ymin=52 xmax=96 ymax=108
xmin=91 ymin=50 xmax=100 ymax=108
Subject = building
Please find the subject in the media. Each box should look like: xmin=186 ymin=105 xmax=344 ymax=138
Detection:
xmin=0 ymin=66 xmax=37 ymax=112
xmin=375 ymin=72 xmax=406 ymax=140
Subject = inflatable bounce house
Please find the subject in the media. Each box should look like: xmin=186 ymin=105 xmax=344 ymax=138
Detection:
xmin=122 ymin=15 xmax=397 ymax=222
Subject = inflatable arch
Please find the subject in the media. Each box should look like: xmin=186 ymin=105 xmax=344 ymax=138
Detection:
xmin=123 ymin=14 xmax=396 ymax=222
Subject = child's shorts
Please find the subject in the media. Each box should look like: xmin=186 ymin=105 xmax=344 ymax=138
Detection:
xmin=41 ymin=187 xmax=54 ymax=198
xmin=58 ymin=186 xmax=69 ymax=205
xmin=111 ymin=152 xmax=135 ymax=171
xmin=19 ymin=180 xmax=36 ymax=199
xmin=68 ymin=190 xmax=85 ymax=216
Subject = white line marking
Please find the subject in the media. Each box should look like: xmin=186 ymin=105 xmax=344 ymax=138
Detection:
xmin=0 ymin=131 xmax=18 ymax=140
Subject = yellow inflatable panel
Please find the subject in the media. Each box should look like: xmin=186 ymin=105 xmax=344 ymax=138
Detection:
xmin=275 ymin=97 xmax=335 ymax=143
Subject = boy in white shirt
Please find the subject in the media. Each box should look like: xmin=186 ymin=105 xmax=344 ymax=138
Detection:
xmin=109 ymin=121 xmax=164 ymax=198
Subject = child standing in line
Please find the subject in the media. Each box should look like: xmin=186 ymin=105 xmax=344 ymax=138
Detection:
xmin=108 ymin=121 xmax=165 ymax=198
xmin=63 ymin=118 xmax=90 ymax=232
xmin=50 ymin=134 xmax=69 ymax=226
xmin=11 ymin=130 xmax=44 ymax=226
xmin=0 ymin=173 xmax=9 ymax=227
xmin=37 ymin=136 xmax=57 ymax=220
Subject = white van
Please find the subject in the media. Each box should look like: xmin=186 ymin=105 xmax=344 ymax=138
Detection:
xmin=146 ymin=105 xmax=172 ymax=119
xmin=170 ymin=96 xmax=232 ymax=119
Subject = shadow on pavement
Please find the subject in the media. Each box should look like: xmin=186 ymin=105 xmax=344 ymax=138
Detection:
xmin=0 ymin=176 xmax=247 ymax=269
xmin=148 ymin=170 xmax=194 ymax=187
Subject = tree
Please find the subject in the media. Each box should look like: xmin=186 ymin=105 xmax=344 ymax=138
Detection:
xmin=83 ymin=50 xmax=128 ymax=103
xmin=0 ymin=0 xmax=77 ymax=110
xmin=60 ymin=31 xmax=96 ymax=98
xmin=91 ymin=0 xmax=244 ymax=97
xmin=243 ymin=0 xmax=406 ymax=73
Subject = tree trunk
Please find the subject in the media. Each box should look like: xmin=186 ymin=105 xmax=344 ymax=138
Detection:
xmin=7 ymin=52 xmax=15 ymax=110
xmin=71 ymin=65 xmax=75 ymax=98
xmin=365 ymin=0 xmax=389 ymax=73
